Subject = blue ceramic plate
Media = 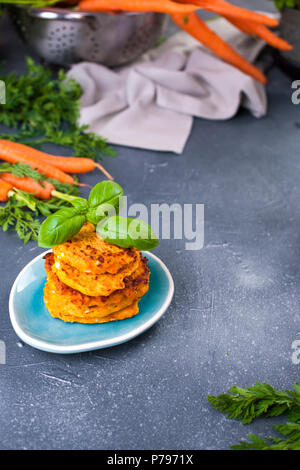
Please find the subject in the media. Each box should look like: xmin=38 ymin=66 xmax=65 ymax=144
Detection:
xmin=9 ymin=251 xmax=174 ymax=354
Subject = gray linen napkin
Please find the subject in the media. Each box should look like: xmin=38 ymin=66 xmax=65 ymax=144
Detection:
xmin=68 ymin=17 xmax=267 ymax=154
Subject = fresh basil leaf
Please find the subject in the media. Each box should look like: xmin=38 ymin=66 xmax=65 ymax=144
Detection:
xmin=87 ymin=203 xmax=117 ymax=226
xmin=88 ymin=181 xmax=124 ymax=209
xmin=71 ymin=198 xmax=89 ymax=213
xmin=87 ymin=181 xmax=124 ymax=225
xmin=38 ymin=207 xmax=86 ymax=248
xmin=97 ymin=216 xmax=159 ymax=251
xmin=51 ymin=190 xmax=88 ymax=212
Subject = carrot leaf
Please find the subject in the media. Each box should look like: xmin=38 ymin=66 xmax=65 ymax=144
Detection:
xmin=0 ymin=57 xmax=116 ymax=160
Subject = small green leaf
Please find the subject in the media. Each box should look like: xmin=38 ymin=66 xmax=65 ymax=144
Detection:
xmin=38 ymin=207 xmax=86 ymax=247
xmin=97 ymin=216 xmax=159 ymax=251
xmin=87 ymin=181 xmax=124 ymax=225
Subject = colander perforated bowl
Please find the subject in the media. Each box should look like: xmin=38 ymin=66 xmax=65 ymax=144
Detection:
xmin=7 ymin=5 xmax=169 ymax=66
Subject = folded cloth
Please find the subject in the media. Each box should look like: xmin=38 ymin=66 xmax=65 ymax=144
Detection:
xmin=68 ymin=17 xmax=267 ymax=154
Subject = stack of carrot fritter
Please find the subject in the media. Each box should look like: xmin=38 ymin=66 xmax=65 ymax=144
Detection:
xmin=43 ymin=223 xmax=150 ymax=324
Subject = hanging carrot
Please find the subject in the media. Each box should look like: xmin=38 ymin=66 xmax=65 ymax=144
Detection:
xmin=79 ymin=0 xmax=198 ymax=14
xmin=0 ymin=174 xmax=55 ymax=200
xmin=177 ymin=0 xmax=278 ymax=27
xmin=171 ymin=12 xmax=267 ymax=84
xmin=225 ymin=16 xmax=292 ymax=51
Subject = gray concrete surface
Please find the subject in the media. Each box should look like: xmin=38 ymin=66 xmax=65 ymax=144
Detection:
xmin=0 ymin=1 xmax=299 ymax=450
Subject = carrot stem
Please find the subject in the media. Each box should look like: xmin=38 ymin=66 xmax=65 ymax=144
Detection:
xmin=50 ymin=190 xmax=80 ymax=202
xmin=6 ymin=188 xmax=37 ymax=211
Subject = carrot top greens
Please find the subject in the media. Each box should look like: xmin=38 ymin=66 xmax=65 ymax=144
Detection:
xmin=208 ymin=382 xmax=300 ymax=450
xmin=0 ymin=57 xmax=115 ymax=161
xmin=0 ymin=172 xmax=79 ymax=243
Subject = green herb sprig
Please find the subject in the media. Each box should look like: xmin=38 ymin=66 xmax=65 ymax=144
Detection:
xmin=0 ymin=170 xmax=79 ymax=243
xmin=231 ymin=421 xmax=300 ymax=450
xmin=208 ymin=382 xmax=300 ymax=450
xmin=208 ymin=382 xmax=300 ymax=424
xmin=38 ymin=181 xmax=159 ymax=250
xmin=0 ymin=1 xmax=60 ymax=6
xmin=272 ymin=0 xmax=300 ymax=11
xmin=0 ymin=162 xmax=42 ymax=181
xmin=0 ymin=192 xmax=40 ymax=243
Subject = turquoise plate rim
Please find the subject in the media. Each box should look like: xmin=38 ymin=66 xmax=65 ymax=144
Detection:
xmin=9 ymin=250 xmax=174 ymax=354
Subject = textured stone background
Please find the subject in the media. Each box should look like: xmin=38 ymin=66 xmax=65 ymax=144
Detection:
xmin=0 ymin=1 xmax=299 ymax=450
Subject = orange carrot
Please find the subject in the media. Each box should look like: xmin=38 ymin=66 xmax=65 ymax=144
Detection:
xmin=171 ymin=12 xmax=267 ymax=84
xmin=39 ymin=156 xmax=113 ymax=180
xmin=225 ymin=16 xmax=292 ymax=51
xmin=0 ymin=140 xmax=113 ymax=180
xmin=0 ymin=179 xmax=13 ymax=202
xmin=0 ymin=140 xmax=79 ymax=185
xmin=0 ymin=173 xmax=55 ymax=200
xmin=177 ymin=0 xmax=278 ymax=27
xmin=79 ymin=0 xmax=198 ymax=14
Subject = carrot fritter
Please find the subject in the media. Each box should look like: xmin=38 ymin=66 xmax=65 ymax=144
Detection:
xmin=46 ymin=300 xmax=140 ymax=324
xmin=53 ymin=222 xmax=139 ymax=275
xmin=52 ymin=251 xmax=140 ymax=296
xmin=44 ymin=252 xmax=150 ymax=322
xmin=43 ymin=223 xmax=151 ymax=325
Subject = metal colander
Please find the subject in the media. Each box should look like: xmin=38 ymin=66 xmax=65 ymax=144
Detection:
xmin=7 ymin=5 xmax=169 ymax=67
